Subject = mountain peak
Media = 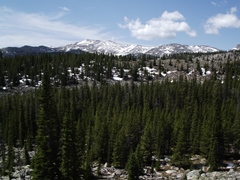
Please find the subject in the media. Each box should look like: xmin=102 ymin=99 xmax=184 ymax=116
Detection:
xmin=1 ymin=39 xmax=226 ymax=57
xmin=232 ymin=44 xmax=240 ymax=50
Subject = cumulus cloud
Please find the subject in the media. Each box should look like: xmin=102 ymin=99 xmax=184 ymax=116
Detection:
xmin=204 ymin=7 xmax=240 ymax=34
xmin=118 ymin=11 xmax=197 ymax=40
xmin=0 ymin=6 xmax=109 ymax=47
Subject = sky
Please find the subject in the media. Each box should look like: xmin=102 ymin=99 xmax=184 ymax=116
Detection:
xmin=0 ymin=0 xmax=240 ymax=50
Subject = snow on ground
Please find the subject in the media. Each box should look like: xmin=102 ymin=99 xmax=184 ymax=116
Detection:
xmin=201 ymin=68 xmax=211 ymax=76
xmin=201 ymin=68 xmax=206 ymax=76
xmin=161 ymin=72 xmax=166 ymax=77
xmin=142 ymin=67 xmax=159 ymax=76
xmin=206 ymin=71 xmax=211 ymax=75
xmin=113 ymin=76 xmax=123 ymax=81
xmin=188 ymin=70 xmax=194 ymax=75
xmin=167 ymin=70 xmax=177 ymax=74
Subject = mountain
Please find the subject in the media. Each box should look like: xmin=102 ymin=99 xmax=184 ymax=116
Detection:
xmin=57 ymin=39 xmax=153 ymax=56
xmin=0 ymin=39 xmax=222 ymax=57
xmin=1 ymin=45 xmax=57 ymax=56
xmin=58 ymin=40 xmax=220 ymax=56
xmin=146 ymin=43 xmax=220 ymax=56
xmin=232 ymin=44 xmax=240 ymax=51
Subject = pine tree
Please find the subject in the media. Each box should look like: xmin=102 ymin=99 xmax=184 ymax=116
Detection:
xmin=207 ymin=81 xmax=224 ymax=171
xmin=92 ymin=104 xmax=109 ymax=163
xmin=172 ymin=110 xmax=190 ymax=168
xmin=154 ymin=109 xmax=165 ymax=159
xmin=33 ymin=70 xmax=60 ymax=180
xmin=139 ymin=122 xmax=153 ymax=165
xmin=131 ymin=64 xmax=139 ymax=81
xmin=60 ymin=112 xmax=81 ymax=179
xmin=207 ymin=138 xmax=218 ymax=171
xmin=189 ymin=102 xmax=200 ymax=154
xmin=113 ymin=128 xmax=128 ymax=168
xmin=6 ymin=112 xmax=15 ymax=179
xmin=24 ymin=141 xmax=30 ymax=165
xmin=76 ymin=115 xmax=86 ymax=170
xmin=196 ymin=60 xmax=202 ymax=75
xmin=232 ymin=108 xmax=240 ymax=151
xmin=18 ymin=100 xmax=26 ymax=148
xmin=0 ymin=63 xmax=5 ymax=87
xmin=126 ymin=149 xmax=140 ymax=180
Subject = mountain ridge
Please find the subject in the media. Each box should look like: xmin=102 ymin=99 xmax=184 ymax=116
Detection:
xmin=1 ymin=39 xmax=239 ymax=57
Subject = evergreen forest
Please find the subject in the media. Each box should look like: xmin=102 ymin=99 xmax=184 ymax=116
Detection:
xmin=0 ymin=51 xmax=240 ymax=179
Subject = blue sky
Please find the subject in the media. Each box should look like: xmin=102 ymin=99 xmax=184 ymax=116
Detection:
xmin=0 ymin=0 xmax=240 ymax=50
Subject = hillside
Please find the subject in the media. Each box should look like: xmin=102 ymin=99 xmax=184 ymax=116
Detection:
xmin=0 ymin=48 xmax=239 ymax=94
xmin=0 ymin=49 xmax=240 ymax=179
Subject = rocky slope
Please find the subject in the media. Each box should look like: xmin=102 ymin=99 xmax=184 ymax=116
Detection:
xmin=3 ymin=152 xmax=240 ymax=180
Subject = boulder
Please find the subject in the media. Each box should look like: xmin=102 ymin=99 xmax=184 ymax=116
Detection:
xmin=115 ymin=169 xmax=122 ymax=175
xmin=187 ymin=170 xmax=200 ymax=179
xmin=176 ymin=172 xmax=185 ymax=179
xmin=103 ymin=162 xmax=108 ymax=167
xmin=200 ymin=173 xmax=206 ymax=178
xmin=165 ymin=169 xmax=177 ymax=174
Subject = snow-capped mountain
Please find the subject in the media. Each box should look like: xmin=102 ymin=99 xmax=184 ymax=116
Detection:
xmin=58 ymin=40 xmax=220 ymax=56
xmin=57 ymin=39 xmax=153 ymax=56
xmin=232 ymin=44 xmax=240 ymax=51
xmin=146 ymin=43 xmax=220 ymax=56
xmin=1 ymin=39 xmax=222 ymax=57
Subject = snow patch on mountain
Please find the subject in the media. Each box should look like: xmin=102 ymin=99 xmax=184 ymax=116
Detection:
xmin=232 ymin=44 xmax=240 ymax=51
xmin=146 ymin=43 xmax=219 ymax=56
xmin=0 ymin=39 xmax=225 ymax=57
xmin=58 ymin=40 xmax=220 ymax=56
xmin=58 ymin=39 xmax=153 ymax=56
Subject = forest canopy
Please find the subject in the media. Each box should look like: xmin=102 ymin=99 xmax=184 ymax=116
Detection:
xmin=0 ymin=51 xmax=240 ymax=179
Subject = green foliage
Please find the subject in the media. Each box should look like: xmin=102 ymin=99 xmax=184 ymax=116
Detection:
xmin=0 ymin=52 xmax=240 ymax=178
xmin=24 ymin=141 xmax=30 ymax=165
xmin=60 ymin=112 xmax=81 ymax=179
xmin=139 ymin=122 xmax=154 ymax=165
xmin=32 ymin=71 xmax=60 ymax=180
xmin=196 ymin=60 xmax=202 ymax=75
xmin=126 ymin=150 xmax=140 ymax=180
xmin=113 ymin=128 xmax=128 ymax=168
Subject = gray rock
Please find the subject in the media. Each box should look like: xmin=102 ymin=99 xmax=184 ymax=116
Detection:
xmin=228 ymin=168 xmax=234 ymax=174
xmin=115 ymin=169 xmax=122 ymax=175
xmin=166 ymin=169 xmax=177 ymax=174
xmin=103 ymin=162 xmax=108 ymax=167
xmin=187 ymin=170 xmax=200 ymax=179
xmin=176 ymin=173 xmax=185 ymax=179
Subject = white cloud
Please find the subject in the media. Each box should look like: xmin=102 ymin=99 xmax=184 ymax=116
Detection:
xmin=211 ymin=1 xmax=217 ymax=6
xmin=60 ymin=6 xmax=70 ymax=12
xmin=119 ymin=11 xmax=197 ymax=40
xmin=204 ymin=7 xmax=240 ymax=34
xmin=0 ymin=6 xmax=109 ymax=47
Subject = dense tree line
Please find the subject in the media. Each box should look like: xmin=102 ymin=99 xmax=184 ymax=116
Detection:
xmin=0 ymin=52 xmax=144 ymax=88
xmin=0 ymin=52 xmax=240 ymax=179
